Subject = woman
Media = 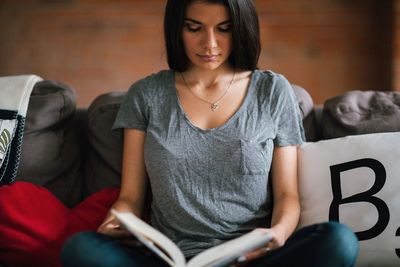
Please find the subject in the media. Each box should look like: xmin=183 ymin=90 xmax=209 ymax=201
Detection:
xmin=61 ymin=0 xmax=359 ymax=266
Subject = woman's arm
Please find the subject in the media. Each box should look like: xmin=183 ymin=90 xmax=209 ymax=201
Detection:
xmin=268 ymin=145 xmax=300 ymax=248
xmin=97 ymin=128 xmax=149 ymax=236
xmin=240 ymin=145 xmax=300 ymax=262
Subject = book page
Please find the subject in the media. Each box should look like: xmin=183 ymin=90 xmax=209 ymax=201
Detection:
xmin=186 ymin=229 xmax=273 ymax=267
xmin=111 ymin=209 xmax=186 ymax=267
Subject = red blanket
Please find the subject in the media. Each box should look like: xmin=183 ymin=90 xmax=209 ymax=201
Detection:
xmin=0 ymin=182 xmax=119 ymax=267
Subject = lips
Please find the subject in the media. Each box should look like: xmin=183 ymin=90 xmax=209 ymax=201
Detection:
xmin=198 ymin=54 xmax=219 ymax=62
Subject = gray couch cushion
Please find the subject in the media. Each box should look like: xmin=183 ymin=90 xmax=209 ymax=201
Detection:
xmin=84 ymin=92 xmax=124 ymax=196
xmin=16 ymin=80 xmax=82 ymax=207
xmin=291 ymin=84 xmax=316 ymax=141
xmin=322 ymin=90 xmax=400 ymax=139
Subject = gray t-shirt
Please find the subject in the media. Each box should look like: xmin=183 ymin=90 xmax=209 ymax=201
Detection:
xmin=113 ymin=69 xmax=304 ymax=257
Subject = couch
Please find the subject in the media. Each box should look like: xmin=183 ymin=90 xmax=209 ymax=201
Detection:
xmin=1 ymin=77 xmax=399 ymax=267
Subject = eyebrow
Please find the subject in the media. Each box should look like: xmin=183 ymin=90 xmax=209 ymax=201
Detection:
xmin=184 ymin=18 xmax=231 ymax=26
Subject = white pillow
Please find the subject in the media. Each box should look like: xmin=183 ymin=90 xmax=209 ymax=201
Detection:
xmin=298 ymin=132 xmax=400 ymax=267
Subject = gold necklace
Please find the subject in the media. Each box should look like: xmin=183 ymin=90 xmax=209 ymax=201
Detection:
xmin=180 ymin=71 xmax=236 ymax=111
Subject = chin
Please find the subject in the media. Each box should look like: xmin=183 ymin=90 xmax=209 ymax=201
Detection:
xmin=193 ymin=61 xmax=225 ymax=71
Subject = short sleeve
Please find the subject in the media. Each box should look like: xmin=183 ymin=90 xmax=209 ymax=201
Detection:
xmin=269 ymin=74 xmax=305 ymax=146
xmin=112 ymin=81 xmax=148 ymax=135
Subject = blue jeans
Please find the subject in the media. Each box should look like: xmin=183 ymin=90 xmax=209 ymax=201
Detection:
xmin=61 ymin=222 xmax=359 ymax=267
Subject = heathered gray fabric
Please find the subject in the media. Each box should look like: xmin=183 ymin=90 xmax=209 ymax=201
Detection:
xmin=112 ymin=69 xmax=304 ymax=257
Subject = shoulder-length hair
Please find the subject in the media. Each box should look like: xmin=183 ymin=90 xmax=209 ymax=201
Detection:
xmin=164 ymin=0 xmax=260 ymax=72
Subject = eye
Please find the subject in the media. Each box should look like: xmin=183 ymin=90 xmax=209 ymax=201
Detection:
xmin=185 ymin=23 xmax=201 ymax=32
xmin=218 ymin=24 xmax=232 ymax=32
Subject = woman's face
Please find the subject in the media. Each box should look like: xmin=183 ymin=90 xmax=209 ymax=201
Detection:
xmin=182 ymin=1 xmax=233 ymax=71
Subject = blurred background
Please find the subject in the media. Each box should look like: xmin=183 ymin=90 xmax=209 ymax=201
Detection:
xmin=0 ymin=0 xmax=397 ymax=107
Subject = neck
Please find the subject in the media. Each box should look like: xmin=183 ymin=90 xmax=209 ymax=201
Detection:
xmin=183 ymin=64 xmax=235 ymax=89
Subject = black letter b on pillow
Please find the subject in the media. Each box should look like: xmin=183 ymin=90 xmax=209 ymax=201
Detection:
xmin=329 ymin=158 xmax=390 ymax=240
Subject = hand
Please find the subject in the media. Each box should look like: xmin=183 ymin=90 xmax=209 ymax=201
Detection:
xmin=97 ymin=213 xmax=131 ymax=238
xmin=97 ymin=212 xmax=144 ymax=249
xmin=236 ymin=227 xmax=285 ymax=264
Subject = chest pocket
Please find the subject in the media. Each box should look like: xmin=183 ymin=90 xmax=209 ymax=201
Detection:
xmin=239 ymin=140 xmax=271 ymax=175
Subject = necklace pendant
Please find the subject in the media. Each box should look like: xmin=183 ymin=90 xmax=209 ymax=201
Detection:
xmin=211 ymin=103 xmax=219 ymax=111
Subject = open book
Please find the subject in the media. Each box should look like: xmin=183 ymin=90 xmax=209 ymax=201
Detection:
xmin=111 ymin=209 xmax=273 ymax=267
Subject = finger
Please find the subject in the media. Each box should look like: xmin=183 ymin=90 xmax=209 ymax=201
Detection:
xmin=97 ymin=222 xmax=117 ymax=234
xmin=97 ymin=216 xmax=118 ymax=231
xmin=98 ymin=224 xmax=132 ymax=238
xmin=266 ymin=238 xmax=283 ymax=251
xmin=238 ymin=246 xmax=270 ymax=262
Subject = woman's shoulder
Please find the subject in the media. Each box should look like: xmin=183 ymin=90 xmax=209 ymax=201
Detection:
xmin=253 ymin=69 xmax=293 ymax=97
xmin=129 ymin=69 xmax=172 ymax=91
xmin=254 ymin=69 xmax=290 ymax=86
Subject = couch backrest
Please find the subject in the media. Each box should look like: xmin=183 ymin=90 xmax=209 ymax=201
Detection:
xmin=321 ymin=90 xmax=400 ymax=138
xmin=17 ymin=80 xmax=84 ymax=207
xmin=18 ymin=80 xmax=400 ymax=207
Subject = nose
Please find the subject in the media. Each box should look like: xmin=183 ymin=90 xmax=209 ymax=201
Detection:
xmin=203 ymin=29 xmax=217 ymax=50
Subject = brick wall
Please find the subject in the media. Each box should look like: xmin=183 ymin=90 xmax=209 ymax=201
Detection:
xmin=257 ymin=0 xmax=393 ymax=102
xmin=0 ymin=0 xmax=395 ymax=106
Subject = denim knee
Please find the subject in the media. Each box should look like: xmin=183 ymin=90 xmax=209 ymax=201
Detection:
xmin=61 ymin=231 xmax=167 ymax=267
xmin=61 ymin=231 xmax=102 ymax=267
xmin=318 ymin=221 xmax=359 ymax=266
